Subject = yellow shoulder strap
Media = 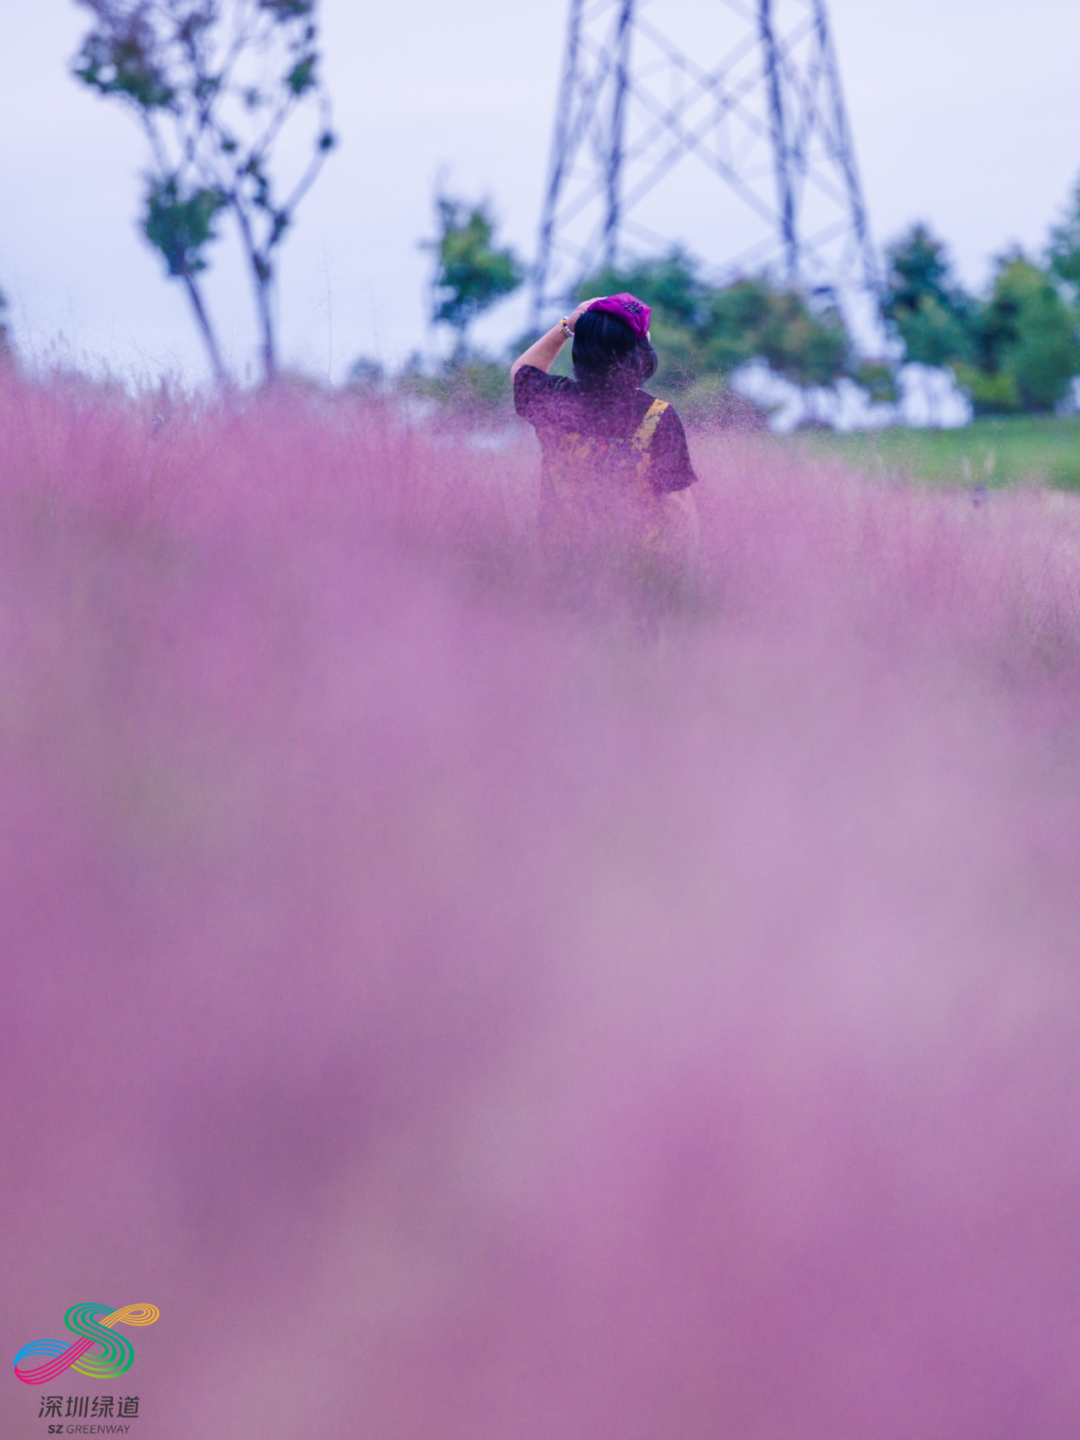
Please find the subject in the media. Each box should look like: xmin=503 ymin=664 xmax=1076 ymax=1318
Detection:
xmin=631 ymin=398 xmax=668 ymax=451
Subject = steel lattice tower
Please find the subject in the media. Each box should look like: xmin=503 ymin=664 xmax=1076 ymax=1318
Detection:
xmin=532 ymin=0 xmax=880 ymax=339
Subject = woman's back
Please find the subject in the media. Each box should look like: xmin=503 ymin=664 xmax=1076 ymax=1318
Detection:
xmin=513 ymin=366 xmax=694 ymax=498
xmin=510 ymin=297 xmax=700 ymax=563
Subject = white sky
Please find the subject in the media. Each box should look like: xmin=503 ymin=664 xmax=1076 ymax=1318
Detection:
xmin=1 ymin=0 xmax=1078 ymax=384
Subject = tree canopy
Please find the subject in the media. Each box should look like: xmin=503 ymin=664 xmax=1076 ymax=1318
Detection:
xmin=577 ymin=203 xmax=1080 ymax=415
xmin=959 ymin=253 xmax=1080 ymax=413
xmin=882 ymin=224 xmax=973 ymax=369
xmin=883 ymin=218 xmax=1080 ymax=414
xmin=575 ymin=251 xmax=851 ymax=392
xmin=381 ymin=173 xmax=1080 ymax=420
xmin=1049 ymin=177 xmax=1080 ymax=296
xmin=426 ymin=196 xmax=524 ymax=347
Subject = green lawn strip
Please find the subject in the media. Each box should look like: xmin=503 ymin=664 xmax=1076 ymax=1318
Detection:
xmin=777 ymin=416 xmax=1080 ymax=492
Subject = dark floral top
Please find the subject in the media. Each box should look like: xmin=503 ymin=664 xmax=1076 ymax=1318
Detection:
xmin=514 ymin=366 xmax=698 ymax=496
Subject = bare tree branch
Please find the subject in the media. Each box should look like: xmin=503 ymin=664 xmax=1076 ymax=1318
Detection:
xmin=72 ymin=0 xmax=336 ymax=383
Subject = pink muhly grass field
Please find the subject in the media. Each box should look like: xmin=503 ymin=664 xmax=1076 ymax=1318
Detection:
xmin=3 ymin=370 xmax=1080 ymax=1439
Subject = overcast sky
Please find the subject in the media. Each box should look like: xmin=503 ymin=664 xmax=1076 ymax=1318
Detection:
xmin=1 ymin=0 xmax=1078 ymax=385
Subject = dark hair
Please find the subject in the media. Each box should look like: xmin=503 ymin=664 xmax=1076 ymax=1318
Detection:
xmin=572 ymin=308 xmax=658 ymax=391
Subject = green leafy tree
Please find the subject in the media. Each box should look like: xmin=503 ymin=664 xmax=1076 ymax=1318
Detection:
xmin=957 ymin=252 xmax=1080 ymax=414
xmin=883 ymin=223 xmax=973 ymax=368
xmin=142 ymin=174 xmax=229 ymax=377
xmin=891 ymin=294 xmax=971 ymax=370
xmin=72 ymin=0 xmax=336 ymax=382
xmin=885 ymin=223 xmax=956 ymax=313
xmin=852 ymin=362 xmax=898 ymax=404
xmin=694 ymin=277 xmax=771 ymax=373
xmin=425 ymin=195 xmax=524 ymax=353
xmin=709 ymin=282 xmax=850 ymax=388
xmin=1048 ymin=173 xmax=1080 ymax=295
xmin=579 ymin=248 xmax=706 ymax=331
xmin=575 ymin=251 xmax=850 ymax=392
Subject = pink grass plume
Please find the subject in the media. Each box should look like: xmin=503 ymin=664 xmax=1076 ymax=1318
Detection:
xmin=2 ymin=370 xmax=1080 ymax=1437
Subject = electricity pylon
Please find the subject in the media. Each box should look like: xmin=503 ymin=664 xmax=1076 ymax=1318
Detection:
xmin=532 ymin=0 xmax=881 ymax=342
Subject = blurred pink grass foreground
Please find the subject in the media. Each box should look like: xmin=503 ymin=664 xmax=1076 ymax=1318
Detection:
xmin=3 ymin=371 xmax=1080 ymax=1439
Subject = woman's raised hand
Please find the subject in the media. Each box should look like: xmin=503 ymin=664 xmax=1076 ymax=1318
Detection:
xmin=565 ymin=297 xmax=605 ymax=333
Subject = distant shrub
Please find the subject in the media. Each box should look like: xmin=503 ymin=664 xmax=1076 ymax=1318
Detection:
xmin=0 ymin=288 xmax=10 ymax=363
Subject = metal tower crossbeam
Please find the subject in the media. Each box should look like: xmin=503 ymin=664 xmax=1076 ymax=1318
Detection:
xmin=532 ymin=0 xmax=880 ymax=339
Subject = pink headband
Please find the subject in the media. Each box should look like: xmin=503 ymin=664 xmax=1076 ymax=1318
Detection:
xmin=587 ymin=293 xmax=651 ymax=339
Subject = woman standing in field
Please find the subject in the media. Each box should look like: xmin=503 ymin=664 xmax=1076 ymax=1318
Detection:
xmin=510 ymin=293 xmax=700 ymax=572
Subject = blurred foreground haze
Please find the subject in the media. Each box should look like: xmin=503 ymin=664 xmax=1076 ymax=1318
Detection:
xmin=2 ymin=374 xmax=1080 ymax=1435
xmin=4 ymin=3 xmax=1080 ymax=1431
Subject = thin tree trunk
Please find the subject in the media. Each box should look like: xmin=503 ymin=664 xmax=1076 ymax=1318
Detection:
xmin=181 ymin=272 xmax=227 ymax=383
xmin=254 ymin=275 xmax=276 ymax=384
xmin=232 ymin=203 xmax=277 ymax=384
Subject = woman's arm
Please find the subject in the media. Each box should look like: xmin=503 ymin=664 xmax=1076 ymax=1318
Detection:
xmin=509 ymin=322 xmax=567 ymax=381
xmin=509 ymin=297 xmax=603 ymax=380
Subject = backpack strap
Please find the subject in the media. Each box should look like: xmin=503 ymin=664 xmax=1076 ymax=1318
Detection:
xmin=631 ymin=398 xmax=668 ymax=454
